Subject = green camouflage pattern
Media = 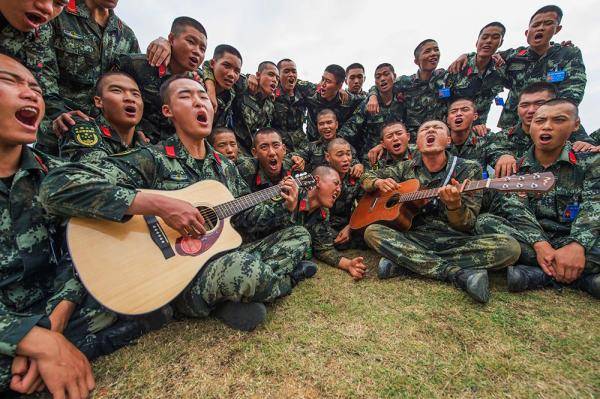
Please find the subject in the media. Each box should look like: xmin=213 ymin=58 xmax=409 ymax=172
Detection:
xmin=338 ymin=91 xmax=406 ymax=155
xmin=367 ymin=146 xmax=415 ymax=171
xmin=368 ymin=69 xmax=447 ymax=141
xmin=443 ymin=52 xmax=505 ymax=126
xmin=293 ymin=137 xmax=359 ymax=172
xmin=590 ymin=129 xmax=599 ymax=146
xmin=497 ymin=43 xmax=587 ymax=128
xmin=59 ymin=115 xmax=147 ymax=162
xmin=235 ymin=156 xmax=294 ymax=193
xmin=329 ymin=173 xmax=363 ymax=231
xmin=272 ymin=85 xmax=310 ymax=151
xmin=201 ymin=60 xmax=237 ymax=130
xmin=115 ymin=53 xmax=204 ymax=144
xmin=516 ymin=143 xmax=599 ymax=258
xmin=447 ymin=129 xmax=506 ymax=168
xmin=40 ymin=136 xmax=309 ymax=316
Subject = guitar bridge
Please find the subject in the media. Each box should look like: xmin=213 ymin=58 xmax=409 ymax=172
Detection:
xmin=144 ymin=216 xmax=175 ymax=259
xmin=369 ymin=197 xmax=379 ymax=212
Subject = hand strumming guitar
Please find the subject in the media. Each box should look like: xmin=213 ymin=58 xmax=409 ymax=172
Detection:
xmin=374 ymin=178 xmax=399 ymax=193
xmin=438 ymin=178 xmax=466 ymax=211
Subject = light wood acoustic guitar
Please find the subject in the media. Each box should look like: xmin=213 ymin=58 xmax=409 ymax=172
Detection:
xmin=67 ymin=173 xmax=316 ymax=315
xmin=349 ymin=172 xmax=555 ymax=231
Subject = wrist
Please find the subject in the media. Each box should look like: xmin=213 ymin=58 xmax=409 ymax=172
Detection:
xmin=16 ymin=327 xmax=57 ymax=359
xmin=446 ymin=203 xmax=462 ymax=211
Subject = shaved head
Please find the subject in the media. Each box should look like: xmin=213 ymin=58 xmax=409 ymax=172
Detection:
xmin=313 ymin=165 xmax=339 ymax=180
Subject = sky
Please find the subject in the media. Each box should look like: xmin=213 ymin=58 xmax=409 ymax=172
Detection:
xmin=117 ymin=0 xmax=600 ymax=133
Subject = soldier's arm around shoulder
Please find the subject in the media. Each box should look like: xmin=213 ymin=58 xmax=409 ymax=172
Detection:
xmin=445 ymin=159 xmax=483 ymax=232
xmin=569 ymin=153 xmax=600 ymax=253
xmin=295 ymin=80 xmax=317 ymax=98
xmin=558 ymin=45 xmax=587 ymax=103
xmin=40 ymin=148 xmax=160 ymax=222
xmin=360 ymin=159 xmax=408 ymax=192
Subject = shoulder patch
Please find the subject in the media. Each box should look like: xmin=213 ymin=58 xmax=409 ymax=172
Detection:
xmin=73 ymin=125 xmax=100 ymax=147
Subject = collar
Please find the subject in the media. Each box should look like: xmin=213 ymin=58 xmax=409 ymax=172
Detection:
xmin=298 ymin=192 xmax=327 ymax=220
xmin=19 ymin=146 xmax=48 ymax=173
xmin=413 ymin=150 xmax=450 ymax=170
xmin=162 ymin=135 xmax=222 ymax=164
xmin=466 ymin=52 xmax=495 ymax=76
xmin=255 ymin=162 xmax=290 ymax=186
xmin=452 ymin=129 xmax=478 ymax=147
xmin=521 ymin=142 xmax=576 ymax=169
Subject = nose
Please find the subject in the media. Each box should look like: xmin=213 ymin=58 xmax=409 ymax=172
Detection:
xmin=20 ymin=85 xmax=41 ymax=103
xmin=35 ymin=0 xmax=54 ymax=17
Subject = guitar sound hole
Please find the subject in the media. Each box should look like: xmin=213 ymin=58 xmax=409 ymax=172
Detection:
xmin=385 ymin=194 xmax=400 ymax=208
xmin=197 ymin=206 xmax=219 ymax=232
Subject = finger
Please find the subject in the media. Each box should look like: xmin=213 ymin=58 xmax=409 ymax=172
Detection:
xmin=11 ymin=356 xmax=28 ymax=375
xmin=148 ymin=47 xmax=162 ymax=66
xmin=22 ymin=360 xmax=40 ymax=394
xmin=51 ymin=386 xmax=67 ymax=399
xmin=35 ymin=380 xmax=46 ymax=393
xmin=10 ymin=376 xmax=26 ymax=393
xmin=66 ymin=380 xmax=83 ymax=399
xmin=511 ymin=161 xmax=517 ymax=174
xmin=56 ymin=119 xmax=70 ymax=133
xmin=77 ymin=376 xmax=90 ymax=399
xmin=74 ymin=111 xmax=90 ymax=121
xmin=190 ymin=219 xmax=206 ymax=236
xmin=64 ymin=114 xmax=77 ymax=126
xmin=539 ymin=262 xmax=553 ymax=277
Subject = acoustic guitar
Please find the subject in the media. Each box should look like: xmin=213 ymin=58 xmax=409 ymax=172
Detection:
xmin=67 ymin=173 xmax=316 ymax=315
xmin=349 ymin=172 xmax=555 ymax=230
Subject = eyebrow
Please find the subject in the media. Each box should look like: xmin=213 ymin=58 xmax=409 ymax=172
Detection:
xmin=0 ymin=69 xmax=40 ymax=88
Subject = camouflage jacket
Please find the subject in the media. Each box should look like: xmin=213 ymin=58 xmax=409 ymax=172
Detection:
xmin=497 ymin=43 xmax=587 ymax=128
xmin=517 ymin=143 xmax=599 ymax=252
xmin=293 ymin=137 xmax=359 ymax=172
xmin=272 ymin=85 xmax=310 ymax=151
xmin=361 ymin=153 xmax=483 ymax=232
xmin=303 ymin=84 xmax=365 ymax=142
xmin=294 ymin=194 xmax=343 ymax=267
xmin=59 ymin=115 xmax=147 ymax=163
xmin=480 ymin=190 xmax=547 ymax=246
xmin=201 ymin=61 xmax=237 ymax=130
xmin=369 ymin=69 xmax=447 ymax=141
xmin=492 ymin=123 xmax=593 ymax=163
xmin=236 ymin=156 xmax=294 ymax=192
xmin=443 ymin=52 xmax=505 ymax=126
xmin=0 ymin=147 xmax=84 ymax=357
xmin=447 ymin=129 xmax=501 ymax=168
xmin=46 ymin=0 xmax=139 ymax=119
xmin=115 ymin=54 xmax=204 ymax=144
xmin=330 ymin=173 xmax=363 ymax=231
xmin=339 ymin=91 xmax=406 ymax=155
xmin=590 ymin=129 xmax=599 ymax=146
xmin=367 ymin=146 xmax=415 ymax=171
xmin=231 ymin=81 xmax=275 ymax=155
xmin=40 ymin=135 xmax=290 ymax=238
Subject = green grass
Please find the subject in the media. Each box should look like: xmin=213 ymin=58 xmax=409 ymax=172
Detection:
xmin=36 ymin=250 xmax=600 ymax=398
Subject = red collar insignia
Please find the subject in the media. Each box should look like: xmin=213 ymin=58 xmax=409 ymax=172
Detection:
xmin=518 ymin=49 xmax=528 ymax=56
xmin=275 ymin=87 xmax=281 ymax=97
xmin=255 ymin=173 xmax=262 ymax=186
xmin=568 ymin=151 xmax=577 ymax=164
xmin=164 ymin=145 xmax=176 ymax=158
xmin=67 ymin=0 xmax=77 ymax=13
xmin=33 ymin=154 xmax=48 ymax=173
xmin=471 ymin=135 xmax=478 ymax=145
xmin=299 ymin=198 xmax=308 ymax=212
xmin=158 ymin=64 xmax=167 ymax=78
xmin=117 ymin=19 xmax=123 ymax=31
xmin=213 ymin=152 xmax=222 ymax=165
xmin=348 ymin=177 xmax=356 ymax=186
xmin=396 ymin=92 xmax=405 ymax=103
xmin=466 ymin=67 xmax=473 ymax=76
xmin=320 ymin=208 xmax=327 ymax=220
xmin=508 ymin=127 xmax=516 ymax=137
xmin=285 ymin=170 xmax=292 ymax=177
xmin=100 ymin=125 xmax=112 ymax=138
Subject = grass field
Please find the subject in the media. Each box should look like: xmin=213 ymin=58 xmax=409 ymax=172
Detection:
xmin=34 ymin=250 xmax=600 ymax=398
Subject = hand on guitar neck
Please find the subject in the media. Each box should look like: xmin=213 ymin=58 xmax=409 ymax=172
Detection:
xmin=438 ymin=178 xmax=468 ymax=211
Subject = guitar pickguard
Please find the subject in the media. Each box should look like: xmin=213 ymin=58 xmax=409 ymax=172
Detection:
xmin=174 ymin=219 xmax=224 ymax=257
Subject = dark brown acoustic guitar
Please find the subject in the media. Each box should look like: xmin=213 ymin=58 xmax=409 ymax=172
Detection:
xmin=349 ymin=172 xmax=555 ymax=231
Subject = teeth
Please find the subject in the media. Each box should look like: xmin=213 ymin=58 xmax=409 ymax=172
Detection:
xmin=20 ymin=107 xmax=38 ymax=116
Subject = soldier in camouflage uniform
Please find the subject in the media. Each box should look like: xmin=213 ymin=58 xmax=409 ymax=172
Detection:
xmin=367 ymin=122 xmax=415 ymax=170
xmin=361 ymin=120 xmax=521 ymax=303
xmin=366 ymin=40 xmax=447 ymax=141
xmin=491 ymin=82 xmax=595 ymax=178
xmin=590 ymin=128 xmax=600 ymax=146
xmin=496 ymin=6 xmax=587 ymax=129
xmin=324 ymin=138 xmax=366 ymax=251
xmin=41 ymin=76 xmax=314 ymax=331
xmin=294 ymin=166 xmax=368 ymax=280
xmin=292 ymin=109 xmax=362 ymax=174
xmin=0 ymin=55 xmax=158 ymax=397
xmin=39 ymin=0 xmax=140 ymax=155
xmin=345 ymin=63 xmax=366 ymax=96
xmin=444 ymin=22 xmax=506 ymax=133
xmin=272 ymin=59 xmax=310 ymax=152
xmin=303 ymin=64 xmax=365 ymax=142
xmin=208 ymin=127 xmax=241 ymax=163
xmin=201 ymin=45 xmax=243 ymax=131
xmin=59 ymin=72 xmax=146 ymax=162
xmin=495 ymin=100 xmax=598 ymax=297
xmin=115 ymin=17 xmax=207 ymax=144
xmin=339 ymin=63 xmax=406 ymax=156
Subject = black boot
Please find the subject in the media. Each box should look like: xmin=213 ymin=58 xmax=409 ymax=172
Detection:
xmin=449 ymin=269 xmax=490 ymax=304
xmin=377 ymin=257 xmax=411 ymax=280
xmin=572 ymin=273 xmax=600 ymax=299
xmin=290 ymin=260 xmax=318 ymax=286
xmin=213 ymin=301 xmax=267 ymax=331
xmin=507 ymin=265 xmax=553 ymax=292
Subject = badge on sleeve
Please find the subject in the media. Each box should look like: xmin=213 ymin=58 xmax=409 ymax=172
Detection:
xmin=73 ymin=126 xmax=99 ymax=147
xmin=563 ymin=203 xmax=580 ymax=222
xmin=438 ymin=88 xmax=451 ymax=98
xmin=547 ymin=70 xmax=566 ymax=83
xmin=494 ymin=96 xmax=505 ymax=106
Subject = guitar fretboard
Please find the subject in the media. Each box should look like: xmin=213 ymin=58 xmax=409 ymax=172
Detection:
xmin=397 ymin=179 xmax=489 ymax=202
xmin=214 ymin=185 xmax=282 ymax=219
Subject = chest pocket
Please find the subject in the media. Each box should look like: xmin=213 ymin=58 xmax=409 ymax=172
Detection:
xmin=54 ymin=32 xmax=97 ymax=85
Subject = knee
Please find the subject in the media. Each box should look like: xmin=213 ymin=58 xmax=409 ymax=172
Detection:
xmin=497 ymin=234 xmax=522 ymax=264
xmin=286 ymin=225 xmax=311 ymax=248
xmin=474 ymin=213 xmax=504 ymax=235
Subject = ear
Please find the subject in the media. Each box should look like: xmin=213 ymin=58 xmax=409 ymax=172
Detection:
xmin=473 ymin=111 xmax=479 ymax=122
xmin=168 ymin=32 xmax=175 ymax=44
xmin=251 ymin=147 xmax=257 ymax=158
xmin=93 ymin=95 xmax=103 ymax=109
xmin=325 ymin=152 xmax=331 ymax=164
xmin=573 ymin=117 xmax=581 ymax=132
xmin=413 ymin=57 xmax=419 ymax=67
xmin=282 ymin=143 xmax=287 ymax=155
xmin=446 ymin=135 xmax=452 ymax=146
xmin=333 ymin=120 xmax=339 ymax=130
xmin=555 ymin=25 xmax=562 ymax=35
xmin=162 ymin=104 xmax=173 ymax=118
xmin=210 ymin=59 xmax=216 ymax=69
xmin=525 ymin=29 xmax=529 ymax=38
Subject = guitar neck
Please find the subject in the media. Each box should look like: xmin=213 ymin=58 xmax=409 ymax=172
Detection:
xmin=214 ymin=185 xmax=282 ymax=219
xmin=398 ymin=179 xmax=490 ymax=203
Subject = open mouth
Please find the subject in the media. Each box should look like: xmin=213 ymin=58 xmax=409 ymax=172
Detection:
xmin=196 ymin=111 xmax=208 ymax=125
xmin=534 ymin=32 xmax=544 ymax=40
xmin=392 ymin=142 xmax=402 ymax=151
xmin=15 ymin=106 xmax=39 ymax=129
xmin=25 ymin=12 xmax=47 ymax=27
xmin=454 ymin=117 xmax=464 ymax=126
xmin=124 ymin=105 xmax=137 ymax=116
xmin=270 ymin=82 xmax=277 ymax=92
xmin=429 ymin=57 xmax=439 ymax=64
xmin=288 ymin=77 xmax=296 ymax=84
xmin=332 ymin=192 xmax=339 ymax=201
xmin=268 ymin=158 xmax=278 ymax=167
xmin=539 ymin=133 xmax=552 ymax=144
xmin=425 ymin=134 xmax=436 ymax=145
xmin=223 ymin=78 xmax=234 ymax=87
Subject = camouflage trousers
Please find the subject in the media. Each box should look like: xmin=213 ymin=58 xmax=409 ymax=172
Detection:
xmin=364 ymin=223 xmax=521 ymax=280
xmin=280 ymin=129 xmax=309 ymax=153
xmin=174 ymin=225 xmax=310 ymax=318
xmin=475 ymin=214 xmax=600 ymax=274
xmin=0 ymin=294 xmax=147 ymax=392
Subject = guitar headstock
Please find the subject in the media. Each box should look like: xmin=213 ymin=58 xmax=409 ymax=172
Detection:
xmin=294 ymin=172 xmax=317 ymax=190
xmin=489 ymin=172 xmax=555 ymax=193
